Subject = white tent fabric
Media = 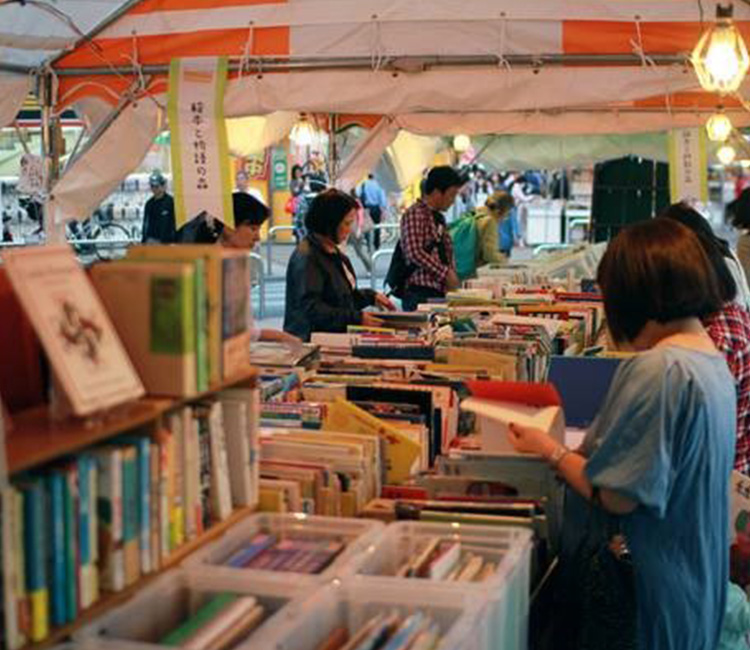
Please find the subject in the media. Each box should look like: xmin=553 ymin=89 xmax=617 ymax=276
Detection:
xmin=223 ymin=66 xmax=698 ymax=116
xmin=0 ymin=72 xmax=31 ymax=129
xmin=51 ymin=98 xmax=162 ymax=226
xmin=386 ymin=131 xmax=443 ymax=189
xmin=226 ymin=112 xmax=299 ymax=157
xmin=336 ymin=117 xmax=399 ymax=192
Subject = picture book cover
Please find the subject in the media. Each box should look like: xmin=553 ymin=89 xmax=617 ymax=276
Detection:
xmin=2 ymin=246 xmax=144 ymax=416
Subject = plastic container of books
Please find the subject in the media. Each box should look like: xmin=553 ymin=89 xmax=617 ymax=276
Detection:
xmin=247 ymin=579 xmax=486 ymax=650
xmin=73 ymin=568 xmax=310 ymax=649
xmin=181 ymin=512 xmax=384 ymax=587
xmin=343 ymin=521 xmax=533 ymax=650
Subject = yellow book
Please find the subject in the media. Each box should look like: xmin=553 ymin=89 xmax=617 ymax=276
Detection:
xmin=258 ymin=487 xmax=287 ymax=513
xmin=323 ymin=399 xmax=421 ymax=484
xmin=29 ymin=591 xmax=48 ymax=643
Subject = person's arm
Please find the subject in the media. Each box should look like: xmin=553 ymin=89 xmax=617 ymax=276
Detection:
xmin=401 ymin=208 xmax=449 ymax=282
xmin=508 ymin=424 xmax=637 ymax=514
xmin=258 ymin=328 xmax=302 ymax=345
xmin=298 ymin=256 xmax=365 ymax=332
xmin=354 ymin=288 xmax=377 ymax=308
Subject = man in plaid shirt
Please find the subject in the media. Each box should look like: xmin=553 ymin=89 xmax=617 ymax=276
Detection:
xmin=400 ymin=166 xmax=464 ymax=311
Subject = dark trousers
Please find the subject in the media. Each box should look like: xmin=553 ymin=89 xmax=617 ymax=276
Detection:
xmin=402 ymin=285 xmax=444 ymax=311
xmin=366 ymin=206 xmax=382 ymax=250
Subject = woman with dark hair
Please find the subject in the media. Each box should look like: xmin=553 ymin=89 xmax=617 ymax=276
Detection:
xmin=283 ymin=189 xmax=395 ymax=341
xmin=661 ymin=203 xmax=750 ymax=473
xmin=507 ymin=219 xmax=735 ymax=650
xmin=660 ymin=202 xmax=750 ymax=309
xmin=727 ymin=188 xmax=750 ymax=282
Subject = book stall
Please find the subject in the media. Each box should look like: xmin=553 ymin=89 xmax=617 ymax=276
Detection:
xmin=0 ymin=237 xmax=615 ymax=650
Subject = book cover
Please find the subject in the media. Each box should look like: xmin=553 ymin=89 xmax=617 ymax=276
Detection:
xmin=221 ymin=252 xmax=252 ymax=379
xmin=2 ymin=245 xmax=144 ymax=416
xmin=323 ymin=399 xmax=420 ymax=484
xmin=20 ymin=478 xmax=48 ymax=642
xmin=154 ymin=430 xmax=173 ymax=562
xmin=91 ymin=261 xmax=199 ymax=397
xmin=182 ymin=407 xmax=200 ymax=541
xmin=207 ymin=402 xmax=233 ymax=521
xmin=159 ymin=593 xmax=238 ymax=646
xmin=127 ymin=244 xmax=222 ymax=385
xmin=166 ymin=413 xmax=185 ymax=550
xmin=182 ymin=596 xmax=259 ymax=649
xmin=92 ymin=446 xmax=124 ymax=592
xmin=149 ymin=441 xmax=161 ymax=572
xmin=462 ymin=381 xmax=564 ymax=455
xmin=220 ymin=399 xmax=253 ymax=508
xmin=221 ymin=388 xmax=260 ymax=507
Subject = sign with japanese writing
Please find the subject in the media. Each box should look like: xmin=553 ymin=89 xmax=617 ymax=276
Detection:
xmin=668 ymin=128 xmax=708 ymax=203
xmin=272 ymin=147 xmax=288 ymax=191
xmin=168 ymin=57 xmax=233 ymax=228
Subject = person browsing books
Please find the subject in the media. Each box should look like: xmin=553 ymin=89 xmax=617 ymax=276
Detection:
xmin=507 ymin=218 xmax=735 ymax=650
xmin=179 ymin=192 xmax=300 ymax=346
xmin=476 ymin=190 xmax=514 ymax=266
xmin=400 ymin=166 xmax=464 ymax=311
xmin=283 ymin=188 xmax=395 ymax=342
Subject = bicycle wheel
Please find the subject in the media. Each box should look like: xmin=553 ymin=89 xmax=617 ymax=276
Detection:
xmin=93 ymin=222 xmax=132 ymax=261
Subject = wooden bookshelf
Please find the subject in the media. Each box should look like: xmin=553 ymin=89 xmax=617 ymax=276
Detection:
xmin=19 ymin=505 xmax=257 ymax=650
xmin=6 ymin=367 xmax=258 ymax=476
xmin=6 ymin=399 xmax=171 ymax=475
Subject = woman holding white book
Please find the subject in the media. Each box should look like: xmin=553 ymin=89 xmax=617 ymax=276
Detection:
xmin=507 ymin=218 xmax=735 ymax=650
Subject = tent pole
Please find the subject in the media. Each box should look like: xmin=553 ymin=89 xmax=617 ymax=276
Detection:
xmin=40 ymin=71 xmax=64 ymax=245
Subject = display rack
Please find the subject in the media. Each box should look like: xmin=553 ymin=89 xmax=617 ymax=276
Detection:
xmin=4 ymin=367 xmax=259 ymax=650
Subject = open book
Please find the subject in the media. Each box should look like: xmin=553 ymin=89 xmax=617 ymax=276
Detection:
xmin=461 ymin=381 xmax=564 ymax=455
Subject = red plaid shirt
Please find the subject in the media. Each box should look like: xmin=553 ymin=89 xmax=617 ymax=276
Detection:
xmin=705 ymin=303 xmax=750 ymax=474
xmin=401 ymin=199 xmax=455 ymax=293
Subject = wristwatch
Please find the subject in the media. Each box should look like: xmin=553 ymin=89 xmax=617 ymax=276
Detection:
xmin=549 ymin=444 xmax=571 ymax=470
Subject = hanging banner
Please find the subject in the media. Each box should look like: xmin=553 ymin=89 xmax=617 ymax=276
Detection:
xmin=168 ymin=57 xmax=233 ymax=228
xmin=668 ymin=128 xmax=708 ymax=203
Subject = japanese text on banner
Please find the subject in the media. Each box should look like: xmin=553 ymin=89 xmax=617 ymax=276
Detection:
xmin=669 ymin=128 xmax=708 ymax=204
xmin=168 ymin=57 xmax=233 ymax=229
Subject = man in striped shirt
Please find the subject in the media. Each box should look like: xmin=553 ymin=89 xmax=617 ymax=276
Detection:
xmin=400 ymin=166 xmax=464 ymax=311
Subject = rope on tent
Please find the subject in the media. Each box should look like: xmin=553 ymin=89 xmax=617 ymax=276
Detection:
xmin=124 ymin=32 xmax=148 ymax=96
xmin=370 ymin=14 xmax=386 ymax=72
xmin=496 ymin=13 xmax=512 ymax=71
xmin=239 ymin=21 xmax=255 ymax=80
xmin=629 ymin=16 xmax=658 ymax=71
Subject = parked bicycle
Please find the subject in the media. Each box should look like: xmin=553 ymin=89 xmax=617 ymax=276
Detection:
xmin=66 ymin=208 xmax=133 ymax=261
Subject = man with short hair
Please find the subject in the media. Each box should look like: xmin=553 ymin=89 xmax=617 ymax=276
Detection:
xmin=358 ymin=173 xmax=388 ymax=250
xmin=141 ymin=171 xmax=176 ymax=244
xmin=400 ymin=166 xmax=463 ymax=311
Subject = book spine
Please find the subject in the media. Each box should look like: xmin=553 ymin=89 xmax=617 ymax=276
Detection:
xmin=77 ymin=456 xmax=95 ymax=611
xmin=22 ymin=480 xmax=48 ymax=643
xmin=120 ymin=447 xmax=140 ymax=587
xmin=134 ymin=439 xmax=152 ymax=575
xmin=182 ymin=408 xmax=198 ymax=542
xmin=221 ymin=400 xmax=252 ymax=508
xmin=63 ymin=465 xmax=79 ymax=623
xmin=194 ymin=258 xmax=209 ymax=392
xmin=44 ymin=473 xmax=65 ymax=628
xmin=149 ymin=441 xmax=160 ymax=572
xmin=168 ymin=412 xmax=185 ymax=550
xmin=156 ymin=430 xmax=172 ymax=562
xmin=2 ymin=486 xmax=26 ymax=650
xmin=94 ymin=448 xmax=124 ymax=592
xmin=208 ymin=403 xmax=232 ymax=521
xmin=87 ymin=459 xmax=99 ymax=605
xmin=249 ymin=389 xmax=260 ymax=508
xmin=196 ymin=412 xmax=212 ymax=534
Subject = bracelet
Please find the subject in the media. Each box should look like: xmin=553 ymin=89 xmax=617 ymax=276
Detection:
xmin=548 ymin=444 xmax=571 ymax=470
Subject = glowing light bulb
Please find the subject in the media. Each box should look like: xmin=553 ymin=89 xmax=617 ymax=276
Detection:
xmin=706 ymin=111 xmax=733 ymax=141
xmin=718 ymin=144 xmax=737 ymax=165
xmin=453 ymin=134 xmax=471 ymax=153
xmin=290 ymin=115 xmax=317 ymax=147
xmin=691 ymin=5 xmax=750 ymax=94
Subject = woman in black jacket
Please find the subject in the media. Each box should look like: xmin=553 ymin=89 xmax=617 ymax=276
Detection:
xmin=283 ymin=189 xmax=395 ymax=341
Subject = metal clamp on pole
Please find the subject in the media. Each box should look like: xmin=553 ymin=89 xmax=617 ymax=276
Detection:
xmin=265 ymin=225 xmax=296 ymax=276
xmin=248 ymin=251 xmax=266 ymax=320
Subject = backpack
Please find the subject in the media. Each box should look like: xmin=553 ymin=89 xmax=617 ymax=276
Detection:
xmin=384 ymin=239 xmax=416 ymax=299
xmin=448 ymin=212 xmax=479 ymax=281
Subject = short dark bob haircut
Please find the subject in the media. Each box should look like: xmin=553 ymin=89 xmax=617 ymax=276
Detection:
xmin=727 ymin=188 xmax=750 ymax=229
xmin=305 ymin=188 xmax=358 ymax=239
xmin=596 ymin=218 xmax=723 ymax=344
xmin=233 ymin=192 xmax=269 ymax=227
xmin=658 ymin=203 xmax=737 ymax=304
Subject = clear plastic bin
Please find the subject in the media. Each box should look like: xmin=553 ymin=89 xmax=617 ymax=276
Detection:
xmin=182 ymin=512 xmax=384 ymax=587
xmin=252 ymin=579 xmax=486 ymax=650
xmin=345 ymin=521 xmax=533 ymax=650
xmin=73 ymin=568 xmax=309 ymax=649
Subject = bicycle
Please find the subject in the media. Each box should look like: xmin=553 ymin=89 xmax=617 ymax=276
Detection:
xmin=66 ymin=209 xmax=133 ymax=261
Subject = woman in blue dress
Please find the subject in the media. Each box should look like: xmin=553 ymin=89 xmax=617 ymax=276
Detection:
xmin=508 ymin=218 xmax=736 ymax=650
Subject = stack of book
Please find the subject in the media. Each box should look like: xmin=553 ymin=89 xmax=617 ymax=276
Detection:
xmin=157 ymin=592 xmax=267 ymax=650
xmin=393 ymin=537 xmax=495 ymax=583
xmin=0 ymin=389 xmax=259 ymax=648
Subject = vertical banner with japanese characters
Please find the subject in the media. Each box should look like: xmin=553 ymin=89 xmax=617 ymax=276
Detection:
xmin=669 ymin=128 xmax=708 ymax=204
xmin=168 ymin=57 xmax=233 ymax=228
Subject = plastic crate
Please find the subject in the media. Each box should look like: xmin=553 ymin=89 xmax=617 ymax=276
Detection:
xmin=252 ymin=579 xmax=486 ymax=650
xmin=182 ymin=512 xmax=384 ymax=587
xmin=73 ymin=568 xmax=309 ymax=649
xmin=345 ymin=521 xmax=533 ymax=650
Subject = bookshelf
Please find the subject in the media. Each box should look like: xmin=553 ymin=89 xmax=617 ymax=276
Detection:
xmin=19 ymin=505 xmax=257 ymax=650
xmin=4 ymin=366 xmax=259 ymax=650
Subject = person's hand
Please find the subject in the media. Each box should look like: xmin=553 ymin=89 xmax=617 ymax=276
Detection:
xmin=374 ymin=293 xmax=396 ymax=311
xmin=446 ymin=269 xmax=460 ymax=291
xmin=361 ymin=312 xmax=385 ymax=328
xmin=507 ymin=422 xmax=558 ymax=458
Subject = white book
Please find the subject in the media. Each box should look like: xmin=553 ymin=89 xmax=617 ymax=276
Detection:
xmin=182 ymin=407 xmax=200 ymax=541
xmin=93 ymin=447 xmax=125 ymax=592
xmin=220 ymin=399 xmax=253 ymax=507
xmin=221 ymin=388 xmax=260 ymax=507
xmin=2 ymin=486 xmax=25 ymax=650
xmin=429 ymin=542 xmax=461 ymax=581
xmin=208 ymin=402 xmax=233 ymax=520
xmin=461 ymin=397 xmax=564 ymax=455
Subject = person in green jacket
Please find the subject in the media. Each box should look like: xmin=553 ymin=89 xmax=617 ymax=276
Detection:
xmin=476 ymin=190 xmax=515 ymax=267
